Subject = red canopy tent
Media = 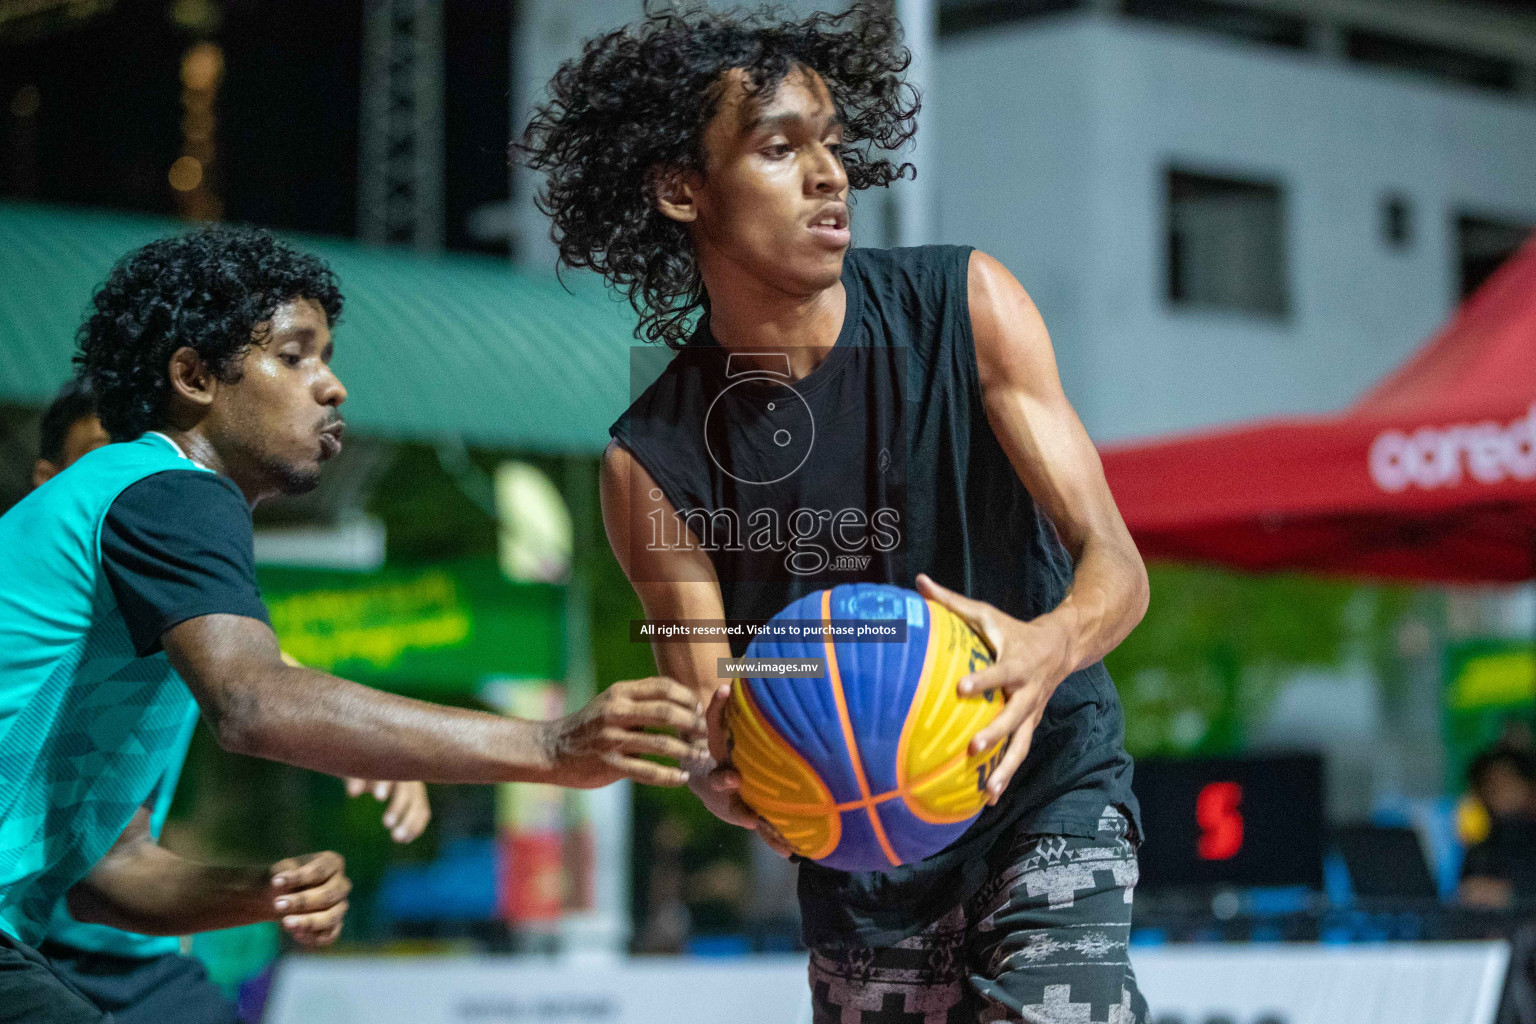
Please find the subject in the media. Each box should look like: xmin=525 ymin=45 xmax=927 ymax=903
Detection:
xmin=1099 ymin=234 xmax=1536 ymax=584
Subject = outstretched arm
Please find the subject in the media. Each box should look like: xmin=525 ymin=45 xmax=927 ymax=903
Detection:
xmin=67 ymin=808 xmax=350 ymax=946
xmin=600 ymin=440 xmax=793 ymax=855
xmin=165 ymin=613 xmax=702 ymax=788
xmin=918 ymin=251 xmax=1149 ymax=801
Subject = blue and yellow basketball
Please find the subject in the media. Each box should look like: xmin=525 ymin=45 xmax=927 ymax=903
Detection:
xmin=726 ymin=583 xmax=1004 ymax=872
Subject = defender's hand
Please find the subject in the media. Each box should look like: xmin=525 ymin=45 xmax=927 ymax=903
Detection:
xmin=917 ymin=573 xmax=1073 ymax=805
xmin=542 ymin=677 xmax=706 ymax=789
xmin=695 ymin=683 xmax=795 ymax=858
xmin=345 ymin=779 xmax=432 ymax=843
xmin=269 ymin=851 xmax=350 ymax=947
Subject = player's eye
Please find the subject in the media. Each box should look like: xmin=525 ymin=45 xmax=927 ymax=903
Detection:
xmin=763 ymin=142 xmax=792 ymax=159
xmin=279 ymin=352 xmax=302 ymax=367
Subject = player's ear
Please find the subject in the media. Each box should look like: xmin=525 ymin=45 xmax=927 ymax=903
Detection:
xmin=651 ymin=166 xmax=699 ymax=225
xmin=166 ymin=346 xmax=218 ymax=415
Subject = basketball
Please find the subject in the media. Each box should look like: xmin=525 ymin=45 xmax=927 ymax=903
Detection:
xmin=726 ymin=583 xmax=1005 ymax=872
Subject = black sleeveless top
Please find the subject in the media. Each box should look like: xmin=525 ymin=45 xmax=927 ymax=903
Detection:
xmin=611 ymin=245 xmax=1139 ymax=949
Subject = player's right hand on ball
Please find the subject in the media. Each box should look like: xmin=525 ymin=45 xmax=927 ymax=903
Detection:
xmin=541 ymin=676 xmax=707 ymax=789
xmin=269 ymin=851 xmax=350 ymax=947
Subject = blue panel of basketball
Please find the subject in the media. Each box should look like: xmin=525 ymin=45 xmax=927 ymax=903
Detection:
xmin=826 ymin=585 xmax=929 ymax=795
xmin=741 ymin=590 xmax=864 ymax=806
xmin=875 ymin=797 xmax=973 ymax=866
xmin=823 ymin=804 xmax=889 ymax=873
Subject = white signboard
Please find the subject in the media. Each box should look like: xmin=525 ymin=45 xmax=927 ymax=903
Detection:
xmin=1133 ymin=943 xmax=1509 ymax=1024
xmin=264 ymin=955 xmax=810 ymax=1024
xmin=264 ymin=943 xmax=1509 ymax=1024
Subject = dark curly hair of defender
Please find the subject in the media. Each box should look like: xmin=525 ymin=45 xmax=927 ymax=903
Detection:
xmin=515 ymin=2 xmax=918 ymax=348
xmin=75 ymin=226 xmax=343 ymax=441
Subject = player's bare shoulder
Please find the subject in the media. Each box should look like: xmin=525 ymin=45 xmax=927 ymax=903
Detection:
xmin=965 ymin=250 xmax=1064 ymax=400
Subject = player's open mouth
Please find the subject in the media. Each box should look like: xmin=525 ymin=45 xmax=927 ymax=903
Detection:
xmin=319 ymin=422 xmax=345 ymax=459
xmin=807 ymin=204 xmax=850 ymax=249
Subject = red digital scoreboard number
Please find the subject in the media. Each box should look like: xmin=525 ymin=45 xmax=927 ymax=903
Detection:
xmin=1195 ymin=781 xmax=1244 ymax=861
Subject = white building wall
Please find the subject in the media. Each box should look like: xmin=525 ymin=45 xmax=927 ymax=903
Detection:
xmin=512 ymin=1 xmax=645 ymax=272
xmin=929 ymin=21 xmax=1102 ymax=406
xmin=936 ymin=16 xmax=1536 ymax=441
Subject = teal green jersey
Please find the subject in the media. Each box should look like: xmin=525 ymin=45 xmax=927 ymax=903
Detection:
xmin=40 ymin=703 xmax=200 ymax=958
xmin=0 ymin=435 xmax=205 ymax=946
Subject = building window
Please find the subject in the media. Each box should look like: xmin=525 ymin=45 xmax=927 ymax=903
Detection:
xmin=1124 ymin=0 xmax=1309 ymax=49
xmin=938 ymin=0 xmax=1084 ymax=38
xmin=1167 ymin=168 xmax=1289 ymax=319
xmin=1346 ymin=31 xmax=1517 ymax=94
xmin=1457 ymin=214 xmax=1533 ymax=300
xmin=1381 ymin=194 xmax=1413 ymax=250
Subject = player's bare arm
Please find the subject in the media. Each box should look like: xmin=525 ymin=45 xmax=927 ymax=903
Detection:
xmin=600 ymin=440 xmax=794 ymax=855
xmin=599 ymin=440 xmax=731 ymax=707
xmin=918 ymin=250 xmax=1149 ymax=804
xmin=66 ymin=807 xmax=351 ymax=947
xmin=164 ymin=612 xmax=704 ymax=789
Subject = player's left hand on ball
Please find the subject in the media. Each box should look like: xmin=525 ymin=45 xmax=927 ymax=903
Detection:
xmin=269 ymin=851 xmax=350 ymax=947
xmin=345 ymin=778 xmax=432 ymax=843
xmin=699 ymin=683 xmax=795 ymax=859
xmin=916 ymin=573 xmax=1073 ymax=806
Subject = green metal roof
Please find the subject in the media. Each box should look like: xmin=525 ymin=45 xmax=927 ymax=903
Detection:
xmin=0 ymin=201 xmax=646 ymax=454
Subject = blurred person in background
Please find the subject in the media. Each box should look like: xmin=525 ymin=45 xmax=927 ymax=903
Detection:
xmin=26 ymin=378 xmax=435 ymax=1023
xmin=31 ymin=379 xmax=111 ymax=489
xmin=0 ymin=227 xmax=707 ymax=1023
xmin=1461 ymin=744 xmax=1536 ymax=910
xmin=524 ymin=4 xmax=1149 ymax=1020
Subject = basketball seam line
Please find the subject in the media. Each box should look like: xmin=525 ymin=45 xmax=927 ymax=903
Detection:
xmin=746 ymin=746 xmax=971 ymax=815
xmin=822 ymin=589 xmax=902 ymax=868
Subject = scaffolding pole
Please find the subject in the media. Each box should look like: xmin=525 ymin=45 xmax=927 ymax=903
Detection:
xmin=358 ymin=0 xmax=444 ymax=250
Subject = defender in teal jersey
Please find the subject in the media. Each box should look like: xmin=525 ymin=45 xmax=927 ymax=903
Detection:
xmin=24 ymin=381 xmax=431 ymax=1024
xmin=0 ymin=228 xmax=708 ymax=1023
xmin=0 ymin=430 xmax=353 ymax=1024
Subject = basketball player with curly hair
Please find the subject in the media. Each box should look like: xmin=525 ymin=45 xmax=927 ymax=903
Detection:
xmin=520 ymin=4 xmax=1151 ymax=1021
xmin=0 ymin=227 xmax=706 ymax=1022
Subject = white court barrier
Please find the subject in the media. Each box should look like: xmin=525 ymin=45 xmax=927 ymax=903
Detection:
xmin=1133 ymin=943 xmax=1509 ymax=1024
xmin=264 ymin=955 xmax=809 ymax=1024
xmin=263 ymin=942 xmax=1510 ymax=1024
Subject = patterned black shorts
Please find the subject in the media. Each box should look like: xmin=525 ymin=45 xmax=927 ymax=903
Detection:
xmin=809 ymin=806 xmax=1147 ymax=1024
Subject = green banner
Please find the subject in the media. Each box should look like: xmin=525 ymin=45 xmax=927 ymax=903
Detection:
xmin=1444 ymin=639 xmax=1536 ymax=791
xmin=256 ymin=560 xmax=564 ymax=694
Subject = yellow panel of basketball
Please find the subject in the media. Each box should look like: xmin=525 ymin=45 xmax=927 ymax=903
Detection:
xmin=725 ymin=678 xmax=842 ymax=860
xmin=898 ymin=602 xmax=1005 ymax=825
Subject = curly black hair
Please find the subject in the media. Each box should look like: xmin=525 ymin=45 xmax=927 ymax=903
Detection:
xmin=75 ymin=226 xmax=343 ymax=441
xmin=515 ymin=2 xmax=919 ymax=348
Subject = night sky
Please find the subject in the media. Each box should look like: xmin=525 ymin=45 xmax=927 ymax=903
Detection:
xmin=0 ymin=0 xmax=511 ymax=251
